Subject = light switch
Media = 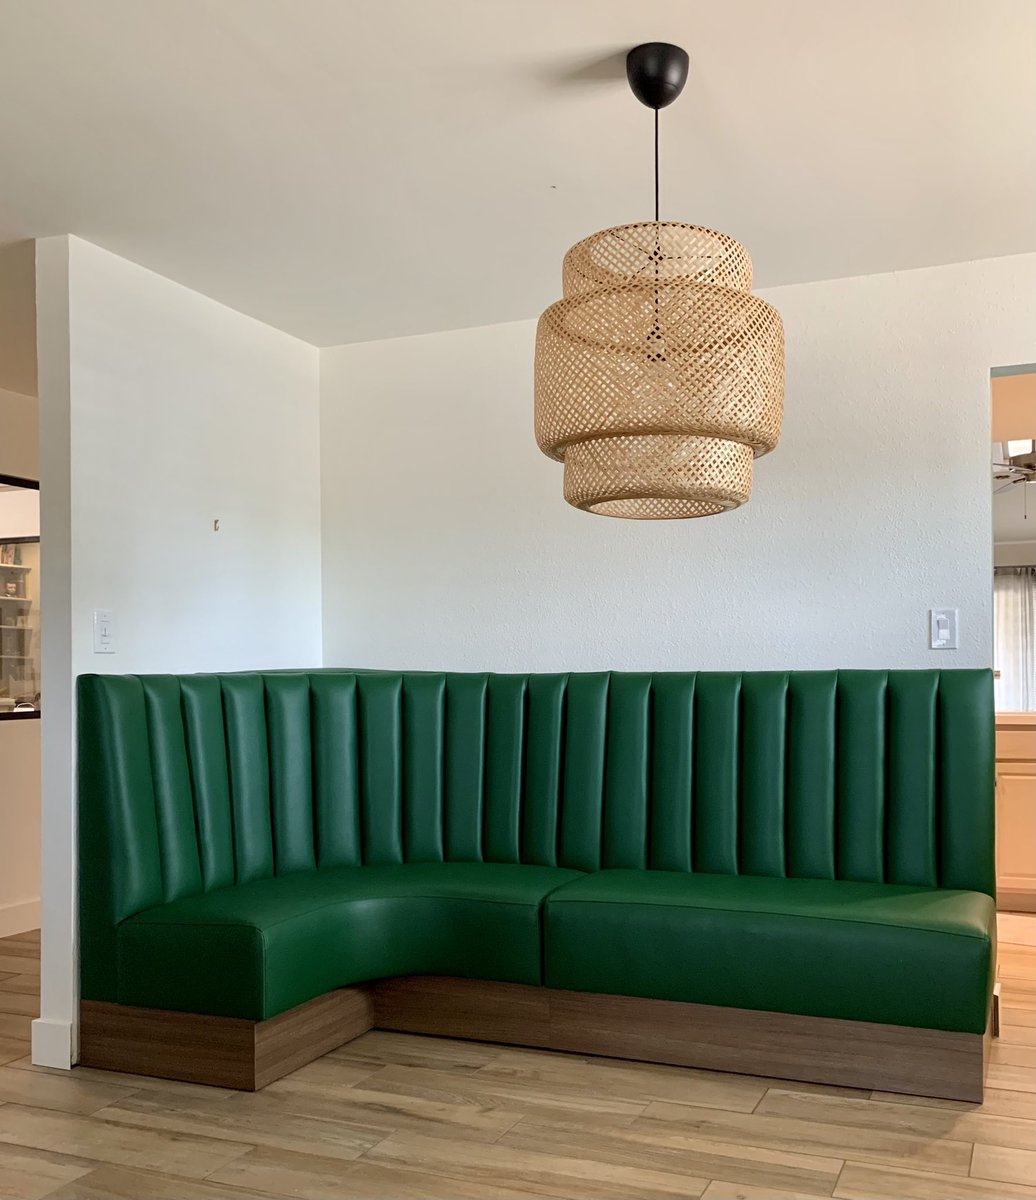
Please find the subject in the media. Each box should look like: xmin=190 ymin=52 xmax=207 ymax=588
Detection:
xmin=93 ymin=609 xmax=116 ymax=654
xmin=929 ymin=608 xmax=959 ymax=650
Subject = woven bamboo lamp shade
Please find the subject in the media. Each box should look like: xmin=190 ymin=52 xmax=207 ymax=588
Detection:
xmin=534 ymin=45 xmax=784 ymax=519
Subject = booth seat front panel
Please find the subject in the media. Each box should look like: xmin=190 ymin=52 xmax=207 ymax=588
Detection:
xmin=544 ymin=870 xmax=996 ymax=1033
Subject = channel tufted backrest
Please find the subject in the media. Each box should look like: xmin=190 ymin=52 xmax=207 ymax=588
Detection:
xmin=78 ymin=668 xmax=994 ymax=999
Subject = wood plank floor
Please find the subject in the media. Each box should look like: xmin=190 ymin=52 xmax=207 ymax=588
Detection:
xmin=0 ymin=920 xmax=1034 ymax=1199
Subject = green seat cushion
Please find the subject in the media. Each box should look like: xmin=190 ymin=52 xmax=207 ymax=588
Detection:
xmin=118 ymin=863 xmax=582 ymax=1020
xmin=544 ymin=870 xmax=995 ymax=1033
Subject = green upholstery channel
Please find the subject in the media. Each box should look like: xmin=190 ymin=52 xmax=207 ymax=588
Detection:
xmin=78 ymin=668 xmax=995 ymax=1030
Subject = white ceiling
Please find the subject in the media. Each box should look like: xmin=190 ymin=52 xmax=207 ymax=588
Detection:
xmin=1 ymin=0 xmax=1034 ymax=346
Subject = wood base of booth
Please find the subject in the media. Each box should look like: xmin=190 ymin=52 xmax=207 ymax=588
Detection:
xmin=79 ymin=988 xmax=372 ymax=1091
xmin=79 ymin=977 xmax=992 ymax=1102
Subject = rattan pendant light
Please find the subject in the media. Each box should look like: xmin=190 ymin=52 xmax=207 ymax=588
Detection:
xmin=535 ymin=43 xmax=784 ymax=519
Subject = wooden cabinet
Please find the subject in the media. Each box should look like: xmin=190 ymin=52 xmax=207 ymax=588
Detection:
xmin=996 ymin=716 xmax=1036 ymax=912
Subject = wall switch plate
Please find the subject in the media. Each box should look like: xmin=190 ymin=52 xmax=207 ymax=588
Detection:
xmin=929 ymin=607 xmax=959 ymax=650
xmin=92 ymin=609 xmax=115 ymax=654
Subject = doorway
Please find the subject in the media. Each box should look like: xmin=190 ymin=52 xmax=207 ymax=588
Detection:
xmin=991 ymin=364 xmax=1036 ymax=914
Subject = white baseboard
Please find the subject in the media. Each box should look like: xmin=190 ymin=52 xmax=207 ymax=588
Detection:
xmin=31 ymin=1017 xmax=74 ymax=1069
xmin=0 ymin=898 xmax=40 ymax=939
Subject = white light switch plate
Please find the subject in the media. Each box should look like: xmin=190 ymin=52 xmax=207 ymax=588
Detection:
xmin=929 ymin=607 xmax=959 ymax=650
xmin=93 ymin=609 xmax=115 ymax=654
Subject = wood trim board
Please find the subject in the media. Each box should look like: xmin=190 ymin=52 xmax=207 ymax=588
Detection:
xmin=254 ymin=987 xmax=372 ymax=1088
xmin=79 ymin=1000 xmax=260 ymax=1090
xmin=370 ymin=977 xmax=990 ymax=1104
xmin=79 ymin=977 xmax=991 ymax=1102
xmin=997 ymin=885 xmax=1036 ymax=913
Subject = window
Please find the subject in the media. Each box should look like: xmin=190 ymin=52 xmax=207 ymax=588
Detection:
xmin=994 ymin=566 xmax=1036 ymax=712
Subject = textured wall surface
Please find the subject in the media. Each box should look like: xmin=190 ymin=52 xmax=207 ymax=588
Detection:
xmin=68 ymin=238 xmax=323 ymax=674
xmin=321 ymin=254 xmax=1036 ymax=672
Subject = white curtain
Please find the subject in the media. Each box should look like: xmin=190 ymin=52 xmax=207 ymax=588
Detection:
xmin=994 ymin=567 xmax=1036 ymax=711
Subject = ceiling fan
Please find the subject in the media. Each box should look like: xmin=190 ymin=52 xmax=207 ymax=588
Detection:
xmin=993 ymin=439 xmax=1036 ymax=494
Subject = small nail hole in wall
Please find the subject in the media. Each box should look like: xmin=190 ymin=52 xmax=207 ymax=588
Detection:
xmin=213 ymin=519 xmax=220 ymax=532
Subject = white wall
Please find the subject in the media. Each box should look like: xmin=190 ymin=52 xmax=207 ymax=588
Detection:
xmin=321 ymin=254 xmax=1036 ymax=672
xmin=67 ymin=238 xmax=322 ymax=674
xmin=994 ymin=482 xmax=1036 ymax=544
xmin=0 ymin=485 xmax=40 ymax=538
xmin=996 ymin=540 xmax=1036 ymax=567
xmin=0 ymin=241 xmax=38 ymax=401
xmin=0 ymin=388 xmax=39 ymax=480
xmin=33 ymin=236 xmax=322 ymax=1067
xmin=34 ymin=237 xmax=72 ymax=1069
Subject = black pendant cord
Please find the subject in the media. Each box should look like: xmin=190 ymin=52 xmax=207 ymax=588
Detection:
xmin=651 ymin=107 xmax=662 ymax=362
xmin=654 ymin=107 xmax=660 ymax=222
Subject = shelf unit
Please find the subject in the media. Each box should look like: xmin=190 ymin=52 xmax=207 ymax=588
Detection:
xmin=0 ymin=539 xmax=40 ymax=716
